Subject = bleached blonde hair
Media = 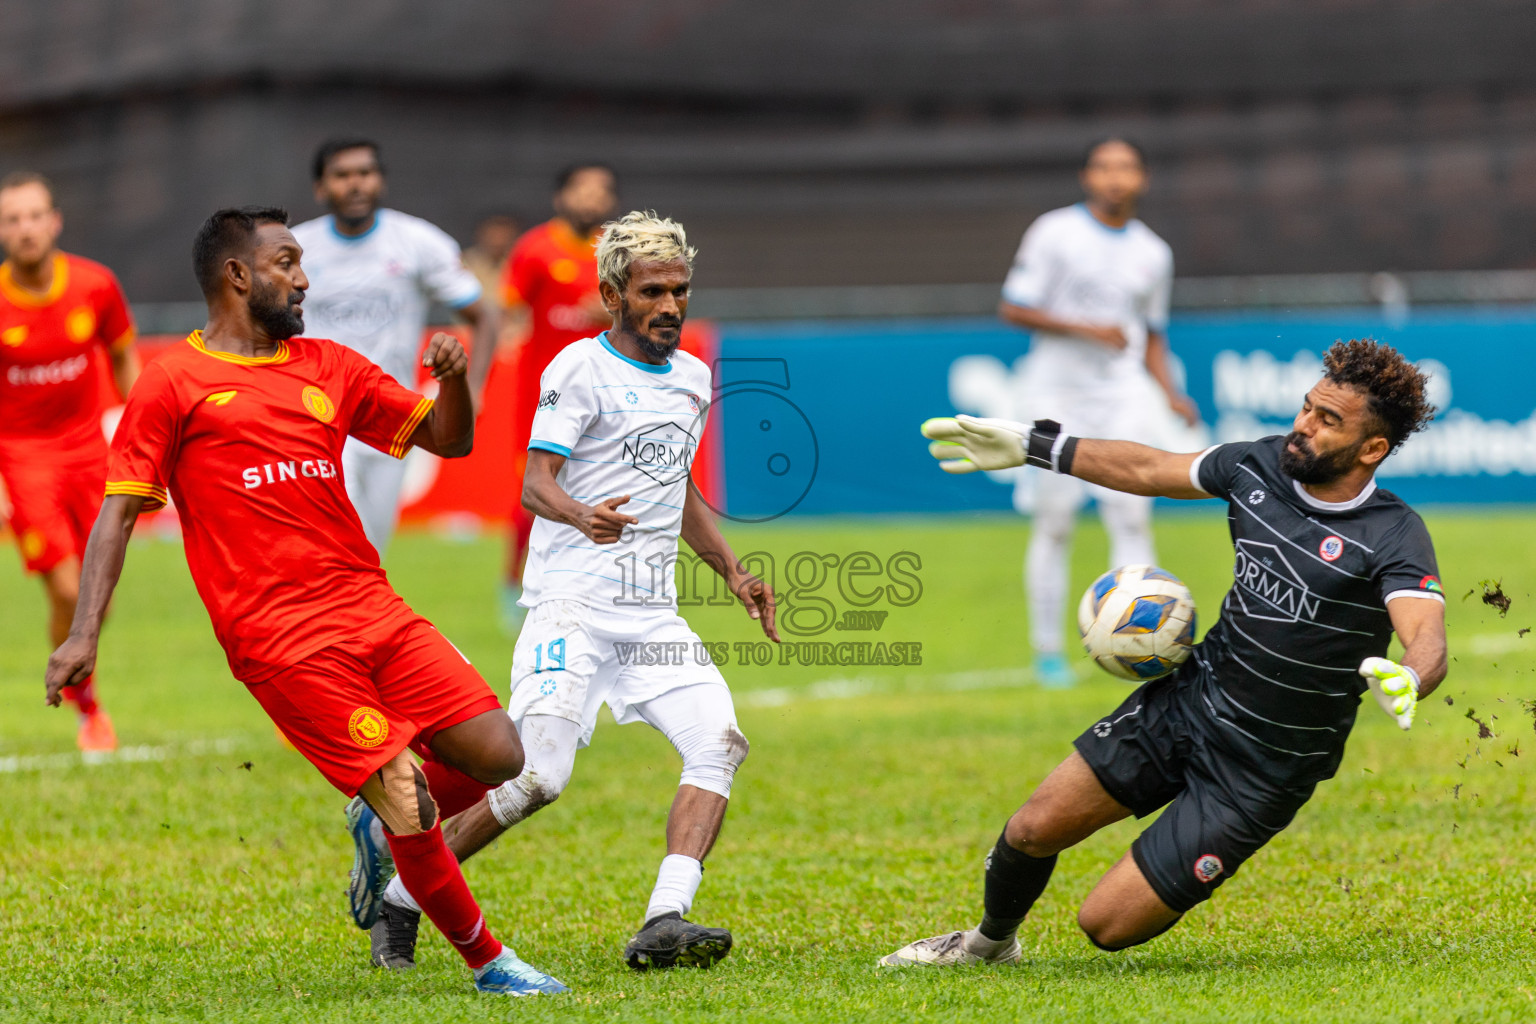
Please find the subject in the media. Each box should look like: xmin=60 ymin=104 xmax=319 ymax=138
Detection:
xmin=595 ymin=210 xmax=697 ymax=293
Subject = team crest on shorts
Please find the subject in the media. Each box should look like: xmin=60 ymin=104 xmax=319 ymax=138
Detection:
xmin=1318 ymin=535 xmax=1344 ymax=562
xmin=301 ymin=385 xmax=337 ymax=424
xmin=347 ymin=706 xmax=389 ymax=748
xmin=1193 ymin=854 xmax=1224 ymax=883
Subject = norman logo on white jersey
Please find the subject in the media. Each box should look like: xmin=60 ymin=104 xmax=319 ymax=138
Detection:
xmin=625 ymin=422 xmax=697 ymax=485
xmin=1232 ymin=539 xmax=1321 ymax=623
xmin=241 ymin=458 xmax=340 ymax=489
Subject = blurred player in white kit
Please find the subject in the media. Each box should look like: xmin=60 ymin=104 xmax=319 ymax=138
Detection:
xmin=999 ymin=138 xmax=1198 ymax=688
xmin=293 ymin=138 xmax=498 ymax=556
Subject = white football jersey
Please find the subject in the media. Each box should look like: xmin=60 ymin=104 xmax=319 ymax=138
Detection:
xmin=521 ymin=333 xmax=713 ymax=613
xmin=1001 ymin=203 xmax=1173 ymax=399
xmin=292 ymin=209 xmax=482 ymax=387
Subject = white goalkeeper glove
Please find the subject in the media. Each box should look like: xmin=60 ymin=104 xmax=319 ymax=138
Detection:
xmin=921 ymin=415 xmax=1030 ymax=474
xmin=1359 ymin=656 xmax=1420 ymax=731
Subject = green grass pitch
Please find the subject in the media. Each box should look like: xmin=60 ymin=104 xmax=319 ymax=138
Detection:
xmin=2 ymin=511 xmax=1534 ymax=1022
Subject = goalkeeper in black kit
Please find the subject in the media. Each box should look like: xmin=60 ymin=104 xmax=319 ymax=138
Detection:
xmin=882 ymin=339 xmax=1446 ymax=966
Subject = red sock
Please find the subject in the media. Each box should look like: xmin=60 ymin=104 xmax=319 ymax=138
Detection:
xmin=421 ymin=760 xmax=494 ymax=820
xmin=385 ymin=824 xmax=503 ymax=969
xmin=62 ymin=674 xmax=100 ymax=717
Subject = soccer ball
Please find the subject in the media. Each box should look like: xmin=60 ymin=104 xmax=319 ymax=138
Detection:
xmin=1077 ymin=564 xmax=1198 ymax=682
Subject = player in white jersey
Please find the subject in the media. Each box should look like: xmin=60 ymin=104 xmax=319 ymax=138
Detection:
xmin=293 ymin=138 xmax=498 ymax=555
xmin=357 ymin=211 xmax=777 ymax=972
xmin=999 ymin=138 xmax=1198 ymax=688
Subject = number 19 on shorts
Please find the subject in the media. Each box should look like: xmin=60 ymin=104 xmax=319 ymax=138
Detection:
xmin=533 ymin=638 xmax=566 ymax=673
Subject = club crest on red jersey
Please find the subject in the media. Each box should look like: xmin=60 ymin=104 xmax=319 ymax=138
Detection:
xmin=302 ymin=385 xmax=336 ymax=424
xmin=1318 ymin=535 xmax=1344 ymax=562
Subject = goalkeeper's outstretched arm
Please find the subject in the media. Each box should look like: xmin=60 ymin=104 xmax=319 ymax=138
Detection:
xmin=1061 ymin=438 xmax=1209 ymax=499
xmin=921 ymin=415 xmax=1210 ymax=499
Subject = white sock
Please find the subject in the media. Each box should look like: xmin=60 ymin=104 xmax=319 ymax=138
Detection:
xmin=963 ymin=927 xmax=1015 ymax=956
xmin=644 ymin=854 xmax=703 ymax=924
xmin=383 ymin=873 xmax=420 ymax=913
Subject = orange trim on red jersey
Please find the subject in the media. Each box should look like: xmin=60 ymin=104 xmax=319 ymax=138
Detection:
xmin=109 ymin=326 xmax=137 ymax=353
xmin=389 ymin=397 xmax=434 ymax=459
xmin=104 ymin=480 xmax=168 ymax=512
xmin=0 ymin=254 xmax=69 ymax=308
xmin=186 ymin=329 xmax=289 ymax=366
xmin=547 ymin=218 xmax=601 ymax=260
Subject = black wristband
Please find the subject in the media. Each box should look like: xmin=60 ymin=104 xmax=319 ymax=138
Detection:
xmin=1024 ymin=419 xmax=1060 ymax=469
xmin=1025 ymin=419 xmax=1079 ymax=475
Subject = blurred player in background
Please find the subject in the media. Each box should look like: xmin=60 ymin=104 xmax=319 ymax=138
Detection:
xmin=357 ymin=212 xmax=775 ymax=973
xmin=461 ymin=214 xmax=522 ymax=316
xmin=293 ymin=139 xmax=498 ymax=557
xmin=46 ymin=206 xmax=565 ymax=996
xmin=499 ymin=164 xmax=618 ymax=630
xmin=0 ymin=171 xmax=139 ymax=751
xmin=999 ymin=138 xmax=1198 ymax=688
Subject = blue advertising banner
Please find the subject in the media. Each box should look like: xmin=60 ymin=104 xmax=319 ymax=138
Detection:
xmin=716 ymin=309 xmax=1536 ymax=517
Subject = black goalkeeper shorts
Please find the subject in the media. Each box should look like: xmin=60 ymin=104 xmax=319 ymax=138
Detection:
xmin=1073 ymin=675 xmax=1318 ymax=913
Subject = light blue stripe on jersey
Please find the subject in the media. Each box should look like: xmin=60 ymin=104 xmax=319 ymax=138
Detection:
xmin=529 ymin=439 xmax=572 ymax=456
xmin=542 ymin=567 xmax=657 ymax=593
xmin=589 ymin=380 xmax=700 ymax=388
xmin=568 ymin=492 xmax=684 ymax=511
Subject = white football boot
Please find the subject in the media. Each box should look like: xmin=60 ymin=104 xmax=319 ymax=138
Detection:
xmin=879 ymin=928 xmax=1021 ymax=967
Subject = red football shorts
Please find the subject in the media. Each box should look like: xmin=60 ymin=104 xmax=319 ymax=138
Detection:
xmin=0 ymin=449 xmax=105 ymax=574
xmin=247 ymin=615 xmax=503 ymax=796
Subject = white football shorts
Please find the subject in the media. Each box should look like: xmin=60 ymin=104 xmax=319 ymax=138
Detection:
xmin=508 ymin=599 xmax=731 ymax=747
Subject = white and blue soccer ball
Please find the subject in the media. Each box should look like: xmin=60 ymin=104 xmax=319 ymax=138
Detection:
xmin=1076 ymin=564 xmax=1198 ymax=682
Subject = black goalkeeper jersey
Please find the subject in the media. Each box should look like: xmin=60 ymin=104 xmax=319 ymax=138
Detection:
xmin=1182 ymin=435 xmax=1443 ymax=785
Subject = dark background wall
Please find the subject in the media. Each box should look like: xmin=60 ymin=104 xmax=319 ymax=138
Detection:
xmin=2 ymin=0 xmax=1534 ymax=301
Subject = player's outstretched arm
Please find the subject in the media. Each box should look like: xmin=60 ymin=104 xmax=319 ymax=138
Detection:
xmin=680 ymin=482 xmax=779 ymax=642
xmin=45 ymin=495 xmax=142 ymax=706
xmin=921 ymin=416 xmax=1209 ymax=499
xmin=521 ymin=448 xmax=639 ymax=543
xmin=409 ymin=332 xmax=475 ymax=458
xmin=1387 ymin=597 xmax=1448 ymax=699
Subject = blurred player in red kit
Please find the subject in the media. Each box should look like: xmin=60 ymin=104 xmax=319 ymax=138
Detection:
xmin=499 ymin=164 xmax=618 ymax=629
xmin=44 ymin=206 xmax=566 ymax=996
xmin=0 ymin=172 xmax=140 ymax=752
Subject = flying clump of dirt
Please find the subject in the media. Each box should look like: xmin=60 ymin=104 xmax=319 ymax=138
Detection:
xmin=1465 ymin=707 xmax=1494 ymax=740
xmin=1479 ymin=580 xmax=1512 ymax=617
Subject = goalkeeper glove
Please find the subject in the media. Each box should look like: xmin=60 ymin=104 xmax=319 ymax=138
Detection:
xmin=1359 ymin=656 xmax=1420 ymax=731
xmin=921 ymin=413 xmax=1087 ymax=475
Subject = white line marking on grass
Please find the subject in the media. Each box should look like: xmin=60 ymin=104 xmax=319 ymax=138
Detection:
xmin=741 ymin=667 xmax=1032 ymax=708
xmin=1468 ymin=633 xmax=1533 ymax=657
xmin=0 ymin=735 xmax=242 ymax=774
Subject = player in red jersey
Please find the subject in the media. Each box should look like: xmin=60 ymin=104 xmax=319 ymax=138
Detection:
xmin=499 ymin=164 xmax=618 ymax=627
xmin=43 ymin=206 xmax=566 ymax=996
xmin=0 ymin=171 xmax=140 ymax=752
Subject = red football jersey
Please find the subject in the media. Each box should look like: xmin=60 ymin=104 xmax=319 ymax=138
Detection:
xmin=0 ymin=252 xmax=135 ymax=450
xmin=500 ymin=218 xmax=604 ymax=373
xmin=105 ymin=331 xmax=433 ymax=681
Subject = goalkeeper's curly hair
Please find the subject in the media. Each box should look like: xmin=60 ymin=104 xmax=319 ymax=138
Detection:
xmin=1322 ymin=339 xmax=1436 ymax=455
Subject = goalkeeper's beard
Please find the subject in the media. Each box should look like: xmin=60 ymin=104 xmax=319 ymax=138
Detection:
xmin=1279 ymin=430 xmax=1361 ymax=485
